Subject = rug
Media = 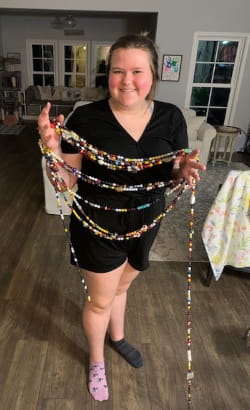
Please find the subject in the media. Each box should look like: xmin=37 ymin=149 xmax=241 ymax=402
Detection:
xmin=0 ymin=124 xmax=25 ymax=135
xmin=149 ymin=162 xmax=249 ymax=262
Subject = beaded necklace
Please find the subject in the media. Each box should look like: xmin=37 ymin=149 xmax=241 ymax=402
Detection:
xmin=40 ymin=147 xmax=179 ymax=192
xmin=44 ymin=121 xmax=192 ymax=172
xmin=40 ymin=123 xmax=195 ymax=407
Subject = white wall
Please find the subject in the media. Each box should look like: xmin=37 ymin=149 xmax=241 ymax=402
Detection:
xmin=0 ymin=0 xmax=250 ymax=132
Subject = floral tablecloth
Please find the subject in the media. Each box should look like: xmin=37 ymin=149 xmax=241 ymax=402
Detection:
xmin=202 ymin=170 xmax=250 ymax=280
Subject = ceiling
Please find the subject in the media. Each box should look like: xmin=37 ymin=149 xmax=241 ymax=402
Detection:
xmin=0 ymin=8 xmax=155 ymax=18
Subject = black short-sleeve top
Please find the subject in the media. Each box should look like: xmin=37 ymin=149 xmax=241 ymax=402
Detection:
xmin=61 ymin=99 xmax=188 ymax=207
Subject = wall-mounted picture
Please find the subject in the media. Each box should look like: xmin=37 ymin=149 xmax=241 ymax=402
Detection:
xmin=7 ymin=52 xmax=21 ymax=63
xmin=161 ymin=54 xmax=182 ymax=81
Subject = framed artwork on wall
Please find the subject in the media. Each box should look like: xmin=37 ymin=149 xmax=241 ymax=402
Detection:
xmin=161 ymin=54 xmax=182 ymax=81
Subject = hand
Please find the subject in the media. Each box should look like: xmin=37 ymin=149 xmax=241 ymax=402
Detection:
xmin=176 ymin=149 xmax=206 ymax=186
xmin=37 ymin=102 xmax=64 ymax=152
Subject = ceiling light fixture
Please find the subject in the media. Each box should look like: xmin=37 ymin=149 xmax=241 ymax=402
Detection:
xmin=63 ymin=15 xmax=77 ymax=28
xmin=50 ymin=15 xmax=77 ymax=30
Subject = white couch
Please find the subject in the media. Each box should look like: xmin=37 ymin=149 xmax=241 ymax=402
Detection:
xmin=181 ymin=108 xmax=216 ymax=166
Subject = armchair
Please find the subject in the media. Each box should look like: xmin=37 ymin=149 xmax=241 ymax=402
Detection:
xmin=181 ymin=108 xmax=216 ymax=165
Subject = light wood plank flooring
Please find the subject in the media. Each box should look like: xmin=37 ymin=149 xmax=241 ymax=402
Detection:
xmin=0 ymin=123 xmax=249 ymax=410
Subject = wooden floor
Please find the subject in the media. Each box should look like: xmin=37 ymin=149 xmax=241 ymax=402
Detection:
xmin=0 ymin=123 xmax=249 ymax=410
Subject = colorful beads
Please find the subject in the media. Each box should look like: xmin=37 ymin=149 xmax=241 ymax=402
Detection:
xmin=41 ymin=126 xmax=196 ymax=408
xmin=186 ymin=185 xmax=196 ymax=408
xmin=40 ymin=123 xmax=192 ymax=173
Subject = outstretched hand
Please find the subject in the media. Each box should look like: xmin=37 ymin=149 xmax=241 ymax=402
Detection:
xmin=37 ymin=102 xmax=64 ymax=152
xmin=177 ymin=149 xmax=206 ymax=186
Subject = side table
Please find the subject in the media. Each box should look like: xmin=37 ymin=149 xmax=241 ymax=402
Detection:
xmin=210 ymin=125 xmax=240 ymax=166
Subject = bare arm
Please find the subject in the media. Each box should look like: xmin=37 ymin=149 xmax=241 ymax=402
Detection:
xmin=38 ymin=102 xmax=81 ymax=188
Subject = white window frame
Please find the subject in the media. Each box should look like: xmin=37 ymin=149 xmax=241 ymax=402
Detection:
xmin=185 ymin=32 xmax=250 ymax=126
xmin=58 ymin=40 xmax=91 ymax=87
xmin=26 ymin=39 xmax=58 ymax=86
xmin=90 ymin=41 xmax=112 ymax=87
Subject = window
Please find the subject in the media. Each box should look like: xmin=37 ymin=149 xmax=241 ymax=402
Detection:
xmin=185 ymin=33 xmax=249 ymax=126
xmin=91 ymin=42 xmax=111 ymax=88
xmin=27 ymin=40 xmax=112 ymax=89
xmin=27 ymin=40 xmax=57 ymax=86
xmin=59 ymin=41 xmax=90 ymax=87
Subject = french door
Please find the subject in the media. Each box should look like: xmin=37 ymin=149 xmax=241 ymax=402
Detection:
xmin=27 ymin=39 xmax=57 ymax=86
xmin=59 ymin=40 xmax=90 ymax=87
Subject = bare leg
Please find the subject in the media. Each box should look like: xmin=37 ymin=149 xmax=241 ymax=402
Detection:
xmin=82 ymin=260 xmax=128 ymax=362
xmin=82 ymin=261 xmax=141 ymax=400
xmin=108 ymin=262 xmax=140 ymax=341
xmin=82 ymin=261 xmax=128 ymax=401
xmin=108 ymin=291 xmax=127 ymax=341
xmin=107 ymin=262 xmax=143 ymax=368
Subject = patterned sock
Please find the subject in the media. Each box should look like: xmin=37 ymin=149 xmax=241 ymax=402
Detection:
xmin=88 ymin=361 xmax=109 ymax=401
xmin=109 ymin=338 xmax=143 ymax=368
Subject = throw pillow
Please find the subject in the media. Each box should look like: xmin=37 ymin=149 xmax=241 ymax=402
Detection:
xmin=61 ymin=87 xmax=81 ymax=101
xmin=51 ymin=86 xmax=63 ymax=100
xmin=37 ymin=85 xmax=52 ymax=100
xmin=33 ymin=86 xmax=41 ymax=100
xmin=187 ymin=116 xmax=206 ymax=141
xmin=71 ymin=87 xmax=81 ymax=100
xmin=61 ymin=87 xmax=71 ymax=101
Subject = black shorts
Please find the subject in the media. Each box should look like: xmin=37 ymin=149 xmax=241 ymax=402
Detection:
xmin=69 ymin=195 xmax=165 ymax=273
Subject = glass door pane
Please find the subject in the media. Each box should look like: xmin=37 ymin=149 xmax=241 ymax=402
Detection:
xmin=92 ymin=42 xmax=111 ymax=88
xmin=60 ymin=41 xmax=89 ymax=87
xmin=30 ymin=42 xmax=56 ymax=86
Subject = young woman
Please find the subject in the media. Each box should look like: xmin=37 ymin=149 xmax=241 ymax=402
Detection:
xmin=38 ymin=33 xmax=205 ymax=401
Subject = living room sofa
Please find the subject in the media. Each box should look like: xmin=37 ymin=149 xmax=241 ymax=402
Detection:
xmin=25 ymin=85 xmax=107 ymax=117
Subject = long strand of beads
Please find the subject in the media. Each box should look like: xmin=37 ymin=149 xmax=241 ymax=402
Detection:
xmin=46 ymin=164 xmax=188 ymax=240
xmin=186 ymin=184 xmax=195 ymax=409
xmin=66 ymin=180 xmax=183 ymax=213
xmin=46 ymin=123 xmax=191 ymax=172
xmin=77 ymin=196 xmax=159 ymax=212
xmin=48 ymin=167 xmax=91 ymax=301
xmin=70 ymin=183 xmax=188 ymax=241
xmin=41 ymin=149 xmax=180 ymax=192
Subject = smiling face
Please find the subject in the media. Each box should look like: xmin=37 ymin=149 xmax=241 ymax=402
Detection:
xmin=108 ymin=48 xmax=153 ymax=109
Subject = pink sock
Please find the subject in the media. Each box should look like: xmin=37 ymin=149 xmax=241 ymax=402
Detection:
xmin=88 ymin=361 xmax=109 ymax=401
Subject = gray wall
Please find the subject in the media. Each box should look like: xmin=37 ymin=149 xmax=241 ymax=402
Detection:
xmin=0 ymin=0 xmax=249 ymax=132
xmin=0 ymin=15 xmax=128 ymax=87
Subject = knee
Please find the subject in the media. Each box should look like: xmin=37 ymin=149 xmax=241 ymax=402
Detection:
xmin=115 ymin=281 xmax=132 ymax=296
xmin=115 ymin=267 xmax=140 ymax=296
xmin=87 ymin=296 xmax=114 ymax=314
